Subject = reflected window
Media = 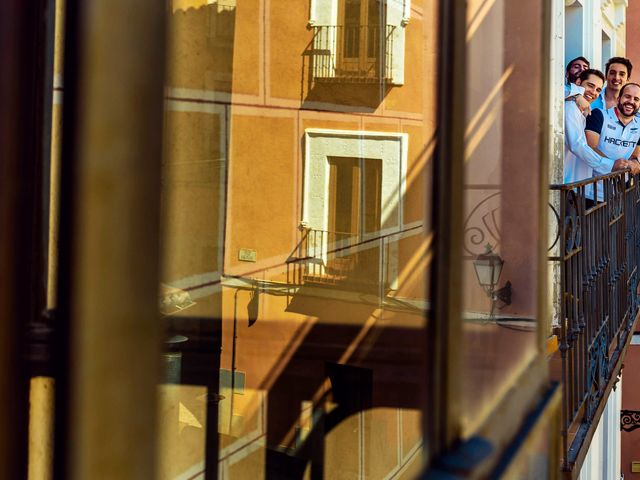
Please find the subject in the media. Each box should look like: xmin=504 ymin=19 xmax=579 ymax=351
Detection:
xmin=338 ymin=0 xmax=383 ymax=78
xmin=158 ymin=0 xmax=432 ymax=477
xmin=310 ymin=0 xmax=409 ymax=84
xmin=302 ymin=130 xmax=407 ymax=291
xmin=328 ymin=156 xmax=382 ymax=236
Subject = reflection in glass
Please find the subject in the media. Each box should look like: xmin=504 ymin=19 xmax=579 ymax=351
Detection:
xmin=461 ymin=0 xmax=543 ymax=435
xmin=158 ymin=0 xmax=436 ymax=477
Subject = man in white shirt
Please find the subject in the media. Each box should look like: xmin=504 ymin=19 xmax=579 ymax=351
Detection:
xmin=564 ymin=69 xmax=632 ymax=187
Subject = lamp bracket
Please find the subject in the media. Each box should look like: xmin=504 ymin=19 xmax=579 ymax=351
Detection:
xmin=493 ymin=281 xmax=512 ymax=308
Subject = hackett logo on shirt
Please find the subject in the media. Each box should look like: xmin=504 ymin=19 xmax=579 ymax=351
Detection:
xmin=604 ymin=137 xmax=637 ymax=147
xmin=607 ymin=124 xmax=617 ymax=130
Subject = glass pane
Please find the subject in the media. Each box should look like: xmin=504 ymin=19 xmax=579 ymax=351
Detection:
xmin=158 ymin=0 xmax=437 ymax=477
xmin=363 ymin=159 xmax=382 ymax=234
xmin=344 ymin=0 xmax=362 ymax=25
xmin=461 ymin=0 xmax=543 ymax=434
xmin=367 ymin=0 xmax=381 ymax=25
xmin=366 ymin=1 xmax=382 ymax=58
xmin=343 ymin=0 xmax=361 ymax=59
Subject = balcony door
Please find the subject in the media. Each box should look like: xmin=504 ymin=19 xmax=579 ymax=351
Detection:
xmin=327 ymin=156 xmax=382 ymax=289
xmin=338 ymin=0 xmax=384 ymax=79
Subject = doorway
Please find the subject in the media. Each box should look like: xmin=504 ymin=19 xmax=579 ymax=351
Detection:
xmin=337 ymin=0 xmax=384 ymax=78
xmin=326 ymin=156 xmax=382 ymax=286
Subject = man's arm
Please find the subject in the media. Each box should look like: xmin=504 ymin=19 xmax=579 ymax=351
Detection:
xmin=581 ymin=108 xmax=631 ymax=173
xmin=565 ymin=83 xmax=585 ymax=97
xmin=585 ymin=108 xmax=604 ymax=150
xmin=565 ymin=83 xmax=590 ymax=116
xmin=584 ymin=130 xmax=609 ymax=157
xmin=575 ymin=96 xmax=591 ymax=117
xmin=627 ymin=144 xmax=640 ymax=174
xmin=566 ymin=106 xmax=614 ymax=172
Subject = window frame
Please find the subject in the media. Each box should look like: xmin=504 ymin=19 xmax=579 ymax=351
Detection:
xmin=303 ymin=128 xmax=408 ymax=289
xmin=426 ymin=0 xmax=557 ymax=476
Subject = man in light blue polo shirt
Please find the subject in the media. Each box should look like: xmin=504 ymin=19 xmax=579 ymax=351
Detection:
xmin=585 ymin=82 xmax=640 ymax=200
xmin=591 ymin=57 xmax=633 ymax=111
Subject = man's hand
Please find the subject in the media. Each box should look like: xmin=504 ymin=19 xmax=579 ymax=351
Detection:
xmin=612 ymin=159 xmax=631 ymax=171
xmin=575 ymin=94 xmax=591 ymax=117
xmin=628 ymin=158 xmax=640 ymax=175
xmin=611 ymin=159 xmax=640 ymax=174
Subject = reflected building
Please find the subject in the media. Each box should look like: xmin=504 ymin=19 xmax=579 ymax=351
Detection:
xmin=160 ymin=0 xmax=431 ymax=477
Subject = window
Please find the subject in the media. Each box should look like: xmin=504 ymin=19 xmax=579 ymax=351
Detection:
xmin=565 ymin=1 xmax=584 ymax=63
xmin=310 ymin=0 xmax=410 ymax=84
xmin=7 ymin=0 xmax=564 ymax=478
xmin=303 ymin=129 xmax=408 ymax=290
xmin=328 ymin=156 xmax=382 ymax=237
xmin=336 ymin=0 xmax=383 ymax=78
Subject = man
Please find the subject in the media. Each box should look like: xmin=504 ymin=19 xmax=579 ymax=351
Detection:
xmin=585 ymin=82 xmax=640 ymax=199
xmin=591 ymin=57 xmax=633 ymax=111
xmin=565 ymin=56 xmax=591 ymax=116
xmin=565 ymin=69 xmax=632 ymax=187
xmin=565 ymin=56 xmax=589 ymax=95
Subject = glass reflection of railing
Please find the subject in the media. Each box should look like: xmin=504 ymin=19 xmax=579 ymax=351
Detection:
xmin=287 ymin=224 xmax=422 ymax=300
xmin=549 ymin=171 xmax=640 ymax=472
xmin=299 ymin=229 xmax=357 ymax=284
xmin=311 ymin=25 xmax=395 ymax=82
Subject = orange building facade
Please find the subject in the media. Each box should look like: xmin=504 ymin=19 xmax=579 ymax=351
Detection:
xmin=158 ymin=1 xmax=434 ymax=477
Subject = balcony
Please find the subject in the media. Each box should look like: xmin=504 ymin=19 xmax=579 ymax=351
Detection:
xmin=311 ymin=25 xmax=396 ymax=83
xmin=550 ymin=171 xmax=640 ymax=472
xmin=286 ymin=224 xmax=422 ymax=299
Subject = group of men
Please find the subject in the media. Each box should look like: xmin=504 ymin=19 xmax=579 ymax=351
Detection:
xmin=564 ymin=55 xmax=640 ymax=201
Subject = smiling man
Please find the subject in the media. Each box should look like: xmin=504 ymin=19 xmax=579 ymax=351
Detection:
xmin=565 ymin=56 xmax=591 ymax=115
xmin=591 ymin=57 xmax=633 ymax=111
xmin=584 ymin=82 xmax=640 ymax=200
xmin=566 ymin=56 xmax=589 ymax=87
xmin=564 ymin=69 xmax=632 ymax=187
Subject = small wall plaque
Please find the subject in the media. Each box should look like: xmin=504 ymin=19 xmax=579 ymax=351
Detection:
xmin=238 ymin=248 xmax=257 ymax=262
xmin=632 ymin=461 xmax=640 ymax=473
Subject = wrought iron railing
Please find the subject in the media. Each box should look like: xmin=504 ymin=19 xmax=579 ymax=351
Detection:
xmin=289 ymin=228 xmax=355 ymax=284
xmin=550 ymin=171 xmax=640 ymax=471
xmin=286 ymin=224 xmax=422 ymax=300
xmin=311 ymin=25 xmax=395 ymax=82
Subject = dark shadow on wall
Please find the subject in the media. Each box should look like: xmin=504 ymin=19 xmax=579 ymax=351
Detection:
xmin=263 ymin=292 xmax=424 ymax=479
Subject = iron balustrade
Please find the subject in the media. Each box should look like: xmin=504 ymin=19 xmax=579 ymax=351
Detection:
xmin=286 ymin=224 xmax=422 ymax=301
xmin=311 ymin=25 xmax=395 ymax=82
xmin=550 ymin=171 xmax=640 ymax=471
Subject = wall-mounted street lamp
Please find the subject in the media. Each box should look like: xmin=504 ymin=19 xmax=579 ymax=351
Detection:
xmin=473 ymin=244 xmax=512 ymax=320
